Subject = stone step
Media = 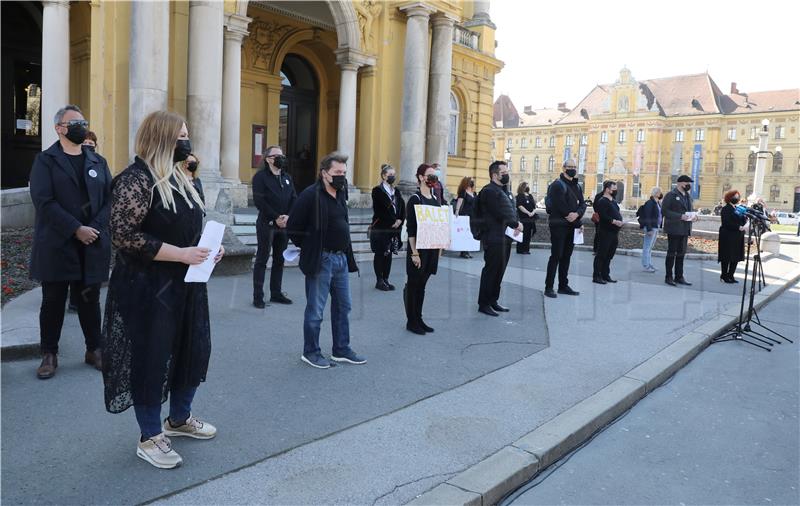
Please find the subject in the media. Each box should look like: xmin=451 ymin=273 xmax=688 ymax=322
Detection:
xmin=231 ymin=225 xmax=256 ymax=235
xmin=239 ymin=235 xmax=258 ymax=246
xmin=233 ymin=213 xmax=257 ymax=225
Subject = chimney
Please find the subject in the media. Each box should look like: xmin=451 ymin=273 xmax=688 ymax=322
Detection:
xmin=557 ymin=102 xmax=570 ymax=112
xmin=523 ymin=106 xmax=535 ymax=115
xmin=730 ymin=82 xmax=739 ymax=94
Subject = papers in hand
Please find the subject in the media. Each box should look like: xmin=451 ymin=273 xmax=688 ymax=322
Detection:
xmin=573 ymin=228 xmax=585 ymax=245
xmin=682 ymin=212 xmax=698 ymax=221
xmin=184 ymin=221 xmax=225 ymax=283
xmin=283 ymin=245 xmax=301 ymax=263
xmin=505 ymin=226 xmax=522 ymax=243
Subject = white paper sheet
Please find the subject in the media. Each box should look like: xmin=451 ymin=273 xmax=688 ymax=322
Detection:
xmin=505 ymin=226 xmax=523 ymax=243
xmin=283 ymin=245 xmax=301 ymax=263
xmin=682 ymin=212 xmax=698 ymax=221
xmin=573 ymin=228 xmax=585 ymax=245
xmin=184 ymin=221 xmax=225 ymax=283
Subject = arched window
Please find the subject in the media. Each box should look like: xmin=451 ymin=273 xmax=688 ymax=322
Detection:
xmin=533 ymin=156 xmax=540 ymax=172
xmin=747 ymin=152 xmax=756 ymax=172
xmin=724 ymin=152 xmax=734 ymax=172
xmin=770 ymin=184 xmax=780 ymax=201
xmin=772 ymin=151 xmax=783 ymax=172
xmin=448 ymin=92 xmax=459 ymax=156
xmin=548 ymin=155 xmax=555 ymax=172
xmin=535 ymin=136 xmax=542 ymax=148
xmin=549 ymin=136 xmax=555 ymax=148
xmin=722 ymin=182 xmax=731 ymax=193
xmin=520 ymin=156 xmax=527 ymax=170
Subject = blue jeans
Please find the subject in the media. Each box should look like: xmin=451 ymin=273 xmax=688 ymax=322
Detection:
xmin=303 ymin=252 xmax=352 ymax=356
xmin=134 ymin=386 xmax=197 ymax=439
xmin=642 ymin=228 xmax=658 ymax=268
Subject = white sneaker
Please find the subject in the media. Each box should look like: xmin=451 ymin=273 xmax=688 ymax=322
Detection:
xmin=163 ymin=414 xmax=217 ymax=439
xmin=136 ymin=433 xmax=182 ymax=469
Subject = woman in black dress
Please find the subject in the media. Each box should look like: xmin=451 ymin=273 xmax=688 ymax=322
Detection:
xmin=103 ymin=111 xmax=224 ymax=469
xmin=404 ymin=164 xmax=441 ymax=335
xmin=370 ymin=164 xmax=405 ymax=291
xmin=454 ymin=177 xmax=476 ymax=258
xmin=718 ymin=189 xmax=746 ymax=283
xmin=515 ymin=182 xmax=537 ymax=254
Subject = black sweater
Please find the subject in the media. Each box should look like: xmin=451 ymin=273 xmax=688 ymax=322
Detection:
xmin=594 ymin=196 xmax=623 ymax=233
xmin=252 ymin=168 xmax=297 ymax=224
xmin=548 ymin=174 xmax=586 ymax=228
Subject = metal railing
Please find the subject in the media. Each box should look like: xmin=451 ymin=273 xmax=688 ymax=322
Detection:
xmin=453 ymin=25 xmax=479 ymax=51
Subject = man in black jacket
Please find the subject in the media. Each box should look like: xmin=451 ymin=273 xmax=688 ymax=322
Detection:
xmin=662 ymin=175 xmax=697 ymax=286
xmin=592 ymin=180 xmax=624 ymax=284
xmin=29 ymin=105 xmax=112 ymax=379
xmin=252 ymin=145 xmax=297 ymax=307
xmin=544 ymin=159 xmax=586 ymax=298
xmin=477 ymin=161 xmax=522 ymax=316
xmin=286 ymin=152 xmax=365 ymax=369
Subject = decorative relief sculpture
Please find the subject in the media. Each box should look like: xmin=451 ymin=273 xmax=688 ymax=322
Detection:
xmin=356 ymin=0 xmax=382 ymax=53
xmin=246 ymin=20 xmax=293 ymax=71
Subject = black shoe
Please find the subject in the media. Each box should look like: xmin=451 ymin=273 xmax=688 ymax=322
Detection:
xmin=675 ymin=278 xmax=692 ymax=286
xmin=466 ymin=252 xmax=473 ymax=259
xmin=459 ymin=251 xmax=470 ymax=259
xmin=730 ymin=277 xmax=739 ymax=284
xmin=384 ymin=280 xmax=396 ymax=291
xmin=270 ymin=293 xmax=293 ymax=304
xmin=375 ymin=280 xmax=391 ymax=291
xmin=478 ymin=305 xmax=499 ymax=317
xmin=603 ymin=277 xmax=617 ymax=283
xmin=544 ymin=288 xmax=557 ymax=298
xmin=491 ymin=303 xmax=510 ymax=312
xmin=557 ymin=286 xmax=580 ymax=296
xmin=331 ymin=350 xmax=367 ymax=365
xmin=253 ymin=299 xmax=267 ymax=309
xmin=406 ymin=323 xmax=426 ymax=335
xmin=420 ymin=320 xmax=434 ymax=332
xmin=592 ymin=277 xmax=607 ymax=285
xmin=664 ymin=277 xmax=677 ymax=286
xmin=301 ymin=352 xmax=331 ymax=369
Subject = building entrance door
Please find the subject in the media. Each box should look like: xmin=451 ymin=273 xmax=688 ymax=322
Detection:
xmin=279 ymin=54 xmax=318 ymax=191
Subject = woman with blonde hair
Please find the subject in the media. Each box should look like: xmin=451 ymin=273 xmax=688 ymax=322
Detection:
xmin=102 ymin=110 xmax=224 ymax=469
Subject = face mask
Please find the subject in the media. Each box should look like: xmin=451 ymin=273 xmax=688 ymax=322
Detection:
xmin=435 ymin=169 xmax=442 ymax=178
xmin=657 ymin=194 xmax=663 ymax=200
xmin=565 ymin=168 xmax=577 ymax=178
xmin=425 ymin=174 xmax=438 ymax=188
xmin=187 ymin=161 xmax=199 ymax=173
xmin=84 ymin=144 xmax=96 ymax=152
xmin=610 ymin=190 xmax=618 ymax=198
xmin=329 ymin=174 xmax=347 ymax=191
xmin=272 ymin=154 xmax=287 ymax=170
xmin=386 ymin=175 xmax=396 ymax=185
xmin=174 ymin=139 xmax=192 ymax=163
xmin=683 ymin=184 xmax=692 ymax=192
xmin=731 ymin=196 xmax=740 ymax=205
xmin=500 ymin=174 xmax=510 ymax=185
xmin=65 ymin=123 xmax=88 ymax=145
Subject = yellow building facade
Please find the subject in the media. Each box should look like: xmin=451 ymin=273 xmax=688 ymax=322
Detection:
xmin=492 ymin=68 xmax=800 ymax=211
xmin=2 ymin=0 xmax=502 ymax=206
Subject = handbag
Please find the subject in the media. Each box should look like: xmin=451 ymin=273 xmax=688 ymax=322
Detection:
xmin=591 ymin=211 xmax=600 ymax=224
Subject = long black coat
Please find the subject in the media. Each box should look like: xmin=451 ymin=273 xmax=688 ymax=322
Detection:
xmin=29 ymin=141 xmax=112 ymax=285
xmin=479 ymin=181 xmax=519 ymax=243
xmin=370 ymin=184 xmax=404 ymax=254
xmin=718 ymin=204 xmax=746 ymax=263
xmin=662 ymin=188 xmax=694 ymax=236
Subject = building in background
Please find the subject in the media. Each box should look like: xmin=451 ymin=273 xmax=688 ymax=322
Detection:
xmin=492 ymin=68 xmax=800 ymax=211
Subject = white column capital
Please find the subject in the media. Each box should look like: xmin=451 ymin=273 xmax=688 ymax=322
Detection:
xmin=398 ymin=2 xmax=436 ymax=19
xmin=42 ymin=0 xmax=70 ymax=10
xmin=335 ymin=47 xmax=376 ymax=69
xmin=223 ymin=12 xmax=251 ymax=42
xmin=430 ymin=12 xmax=458 ymax=28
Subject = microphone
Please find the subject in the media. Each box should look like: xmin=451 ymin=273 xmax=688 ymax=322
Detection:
xmin=734 ymin=204 xmax=748 ymax=217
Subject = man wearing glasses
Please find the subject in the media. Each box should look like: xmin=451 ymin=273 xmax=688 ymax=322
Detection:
xmin=544 ymin=159 xmax=586 ymax=298
xmin=252 ymin=145 xmax=297 ymax=308
xmin=29 ymin=105 xmax=113 ymax=379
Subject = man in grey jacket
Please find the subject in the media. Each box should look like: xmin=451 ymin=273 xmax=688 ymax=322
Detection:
xmin=661 ymin=175 xmax=698 ymax=286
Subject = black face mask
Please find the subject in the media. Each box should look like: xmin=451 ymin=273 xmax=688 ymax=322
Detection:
xmin=610 ymin=190 xmax=618 ymax=198
xmin=386 ymin=175 xmax=396 ymax=185
xmin=657 ymin=194 xmax=663 ymax=200
xmin=500 ymin=174 xmax=510 ymax=185
xmin=425 ymin=174 xmax=438 ymax=188
xmin=329 ymin=174 xmax=347 ymax=191
xmin=683 ymin=184 xmax=692 ymax=192
xmin=174 ymin=139 xmax=192 ymax=163
xmin=187 ymin=161 xmax=199 ymax=173
xmin=65 ymin=123 xmax=88 ymax=145
xmin=272 ymin=154 xmax=287 ymax=170
xmin=730 ymin=197 xmax=740 ymax=205
xmin=565 ymin=168 xmax=577 ymax=178
xmin=84 ymin=144 xmax=96 ymax=152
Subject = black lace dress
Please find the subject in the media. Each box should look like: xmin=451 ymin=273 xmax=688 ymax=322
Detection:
xmin=102 ymin=158 xmax=210 ymax=413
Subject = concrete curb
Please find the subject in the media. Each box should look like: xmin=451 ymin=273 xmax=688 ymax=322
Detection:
xmin=408 ymin=266 xmax=800 ymax=506
xmin=528 ymin=242 xmax=717 ymax=261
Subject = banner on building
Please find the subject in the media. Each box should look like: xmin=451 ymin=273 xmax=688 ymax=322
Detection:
xmin=564 ymin=146 xmax=572 ymax=163
xmin=633 ymin=144 xmax=643 ymax=176
xmin=671 ymin=144 xmax=683 ymax=175
xmin=413 ymin=205 xmax=451 ymax=250
xmin=690 ymin=144 xmax=702 ymax=199
xmin=578 ymin=146 xmax=587 ymax=174
xmin=597 ymin=144 xmax=607 ymax=175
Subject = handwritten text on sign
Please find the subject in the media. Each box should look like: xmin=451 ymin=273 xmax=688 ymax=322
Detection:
xmin=414 ymin=205 xmax=451 ymax=249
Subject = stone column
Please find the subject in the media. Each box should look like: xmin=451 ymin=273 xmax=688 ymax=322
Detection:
xmin=41 ymin=0 xmax=70 ymax=150
xmin=398 ymin=3 xmax=435 ymax=190
xmin=750 ymin=120 xmax=771 ymax=202
xmin=187 ymin=0 xmax=224 ymax=187
xmin=128 ymin=1 xmax=169 ymax=158
xmin=425 ymin=14 xmax=456 ymax=185
xmin=221 ymin=13 xmax=251 ymax=189
xmin=337 ymin=62 xmax=359 ymax=185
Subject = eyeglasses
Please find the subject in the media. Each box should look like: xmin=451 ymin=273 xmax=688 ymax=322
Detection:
xmin=59 ymin=120 xmax=89 ymax=128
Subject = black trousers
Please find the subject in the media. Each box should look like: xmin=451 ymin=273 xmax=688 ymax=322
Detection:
xmin=516 ymin=222 xmax=534 ymax=253
xmin=404 ymin=271 xmax=431 ymax=326
xmin=720 ymin=261 xmax=739 ymax=279
xmin=478 ymin=239 xmax=512 ymax=306
xmin=253 ymin=223 xmax=288 ymax=300
xmin=665 ymin=234 xmax=689 ymax=279
xmin=40 ymin=281 xmax=101 ymax=354
xmin=545 ymin=226 xmax=575 ymax=289
xmin=373 ymin=252 xmax=393 ymax=281
xmin=593 ymin=230 xmax=619 ymax=279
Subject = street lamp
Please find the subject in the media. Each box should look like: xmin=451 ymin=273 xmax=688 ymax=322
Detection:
xmin=748 ymin=118 xmax=782 ymax=203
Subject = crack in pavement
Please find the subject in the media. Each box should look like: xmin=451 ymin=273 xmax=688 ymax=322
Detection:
xmin=370 ymin=470 xmax=461 ymax=506
xmin=460 ymin=340 xmax=534 ymax=355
